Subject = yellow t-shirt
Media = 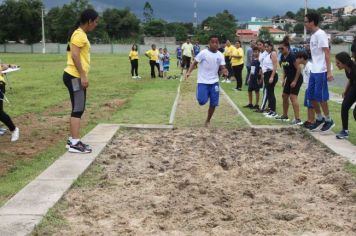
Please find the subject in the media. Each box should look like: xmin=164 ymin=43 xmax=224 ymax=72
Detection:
xmin=231 ymin=47 xmax=244 ymax=66
xmin=224 ymin=45 xmax=234 ymax=57
xmin=146 ymin=49 xmax=158 ymax=61
xmin=129 ymin=50 xmax=139 ymax=60
xmin=64 ymin=28 xmax=91 ymax=78
xmin=0 ymin=73 xmax=4 ymax=83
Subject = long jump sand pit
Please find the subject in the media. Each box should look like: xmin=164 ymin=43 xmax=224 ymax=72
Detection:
xmin=44 ymin=128 xmax=356 ymax=235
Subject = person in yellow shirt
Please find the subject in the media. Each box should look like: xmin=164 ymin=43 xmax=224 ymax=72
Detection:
xmin=231 ymin=40 xmax=244 ymax=90
xmin=223 ymin=40 xmax=234 ymax=83
xmin=0 ymin=63 xmax=19 ymax=142
xmin=145 ymin=44 xmax=159 ymax=79
xmin=129 ymin=44 xmax=140 ymax=79
xmin=63 ymin=9 xmax=98 ymax=154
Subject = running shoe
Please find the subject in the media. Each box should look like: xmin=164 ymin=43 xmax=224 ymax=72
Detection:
xmin=265 ymin=111 xmax=278 ymax=118
xmin=66 ymin=139 xmax=92 ymax=151
xmin=252 ymin=105 xmax=259 ymax=110
xmin=291 ymin=119 xmax=303 ymax=125
xmin=11 ymin=127 xmax=19 ymax=142
xmin=310 ymin=118 xmax=325 ymax=131
xmin=320 ymin=119 xmax=335 ymax=132
xmin=336 ymin=130 xmax=349 ymax=139
xmin=226 ymin=79 xmax=231 ymax=83
xmin=68 ymin=141 xmax=92 ymax=154
xmin=136 ymin=75 xmax=141 ymax=79
xmin=302 ymin=121 xmax=313 ymax=129
xmin=275 ymin=115 xmax=289 ymax=122
xmin=243 ymin=104 xmax=253 ymax=109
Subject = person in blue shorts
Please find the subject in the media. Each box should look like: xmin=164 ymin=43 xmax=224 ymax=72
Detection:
xmin=185 ymin=35 xmax=228 ymax=127
xmin=304 ymin=12 xmax=334 ymax=132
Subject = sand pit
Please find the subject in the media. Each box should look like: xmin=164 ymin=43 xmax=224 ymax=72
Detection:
xmin=47 ymin=128 xmax=356 ymax=236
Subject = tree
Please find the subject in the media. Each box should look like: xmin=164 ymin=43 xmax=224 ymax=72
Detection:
xmin=294 ymin=23 xmax=305 ymax=34
xmin=198 ymin=10 xmax=237 ymax=43
xmin=143 ymin=19 xmax=166 ymax=36
xmin=285 ymin=11 xmax=295 ymax=19
xmin=103 ymin=8 xmax=140 ymax=40
xmin=284 ymin=23 xmax=293 ymax=32
xmin=258 ymin=28 xmax=273 ymax=42
xmin=143 ymin=1 xmax=153 ymax=23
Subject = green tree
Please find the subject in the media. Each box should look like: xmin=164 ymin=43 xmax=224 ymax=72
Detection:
xmin=285 ymin=11 xmax=295 ymax=19
xmin=258 ymin=28 xmax=273 ymax=42
xmin=143 ymin=1 xmax=153 ymax=23
xmin=143 ymin=19 xmax=166 ymax=37
xmin=294 ymin=23 xmax=305 ymax=34
xmin=103 ymin=8 xmax=140 ymax=40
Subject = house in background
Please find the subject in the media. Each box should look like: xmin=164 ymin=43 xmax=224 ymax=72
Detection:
xmin=247 ymin=17 xmax=273 ymax=31
xmin=236 ymin=29 xmax=258 ymax=43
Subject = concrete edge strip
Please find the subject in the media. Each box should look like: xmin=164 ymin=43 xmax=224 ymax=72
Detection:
xmin=169 ymin=76 xmax=183 ymax=125
xmin=220 ymin=87 xmax=253 ymax=127
xmin=0 ymin=124 xmax=120 ymax=236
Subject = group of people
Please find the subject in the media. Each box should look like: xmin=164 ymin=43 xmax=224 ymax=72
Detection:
xmin=185 ymin=13 xmax=356 ymax=140
xmin=1 ymin=9 xmax=355 ymax=153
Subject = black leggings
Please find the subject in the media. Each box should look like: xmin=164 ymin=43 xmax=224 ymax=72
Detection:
xmin=0 ymin=82 xmax=16 ymax=131
xmin=341 ymin=85 xmax=356 ymax=130
xmin=232 ymin=64 xmax=244 ymax=89
xmin=130 ymin=59 xmax=138 ymax=76
xmin=149 ymin=60 xmax=159 ymax=78
xmin=63 ymin=72 xmax=86 ymax=118
xmin=263 ymin=71 xmax=278 ymax=112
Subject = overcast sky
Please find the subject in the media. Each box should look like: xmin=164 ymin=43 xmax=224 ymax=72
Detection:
xmin=41 ymin=0 xmax=356 ymax=21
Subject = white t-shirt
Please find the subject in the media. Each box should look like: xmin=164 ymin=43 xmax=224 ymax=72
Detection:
xmin=195 ymin=49 xmax=225 ymax=84
xmin=310 ymin=29 xmax=329 ymax=73
xmin=182 ymin=42 xmax=194 ymax=58
xmin=303 ymin=61 xmax=312 ymax=88
xmin=261 ymin=52 xmax=273 ymax=73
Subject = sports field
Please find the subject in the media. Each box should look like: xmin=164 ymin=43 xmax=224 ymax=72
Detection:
xmin=0 ymin=53 xmax=355 ymax=235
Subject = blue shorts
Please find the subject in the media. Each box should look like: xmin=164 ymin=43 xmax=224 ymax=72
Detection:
xmin=196 ymin=82 xmax=219 ymax=107
xmin=304 ymin=88 xmax=313 ymax=108
xmin=307 ymin=72 xmax=329 ymax=102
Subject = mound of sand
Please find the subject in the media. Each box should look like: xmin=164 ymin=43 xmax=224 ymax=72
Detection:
xmin=54 ymin=128 xmax=356 ymax=236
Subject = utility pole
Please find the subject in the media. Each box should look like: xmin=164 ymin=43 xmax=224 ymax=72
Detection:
xmin=193 ymin=0 xmax=198 ymax=28
xmin=41 ymin=7 xmax=46 ymax=54
xmin=304 ymin=0 xmax=308 ymax=41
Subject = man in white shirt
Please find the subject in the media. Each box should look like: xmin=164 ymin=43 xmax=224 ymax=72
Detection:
xmin=181 ymin=38 xmax=194 ymax=74
xmin=185 ymin=35 xmax=228 ymax=127
xmin=304 ymin=12 xmax=334 ymax=132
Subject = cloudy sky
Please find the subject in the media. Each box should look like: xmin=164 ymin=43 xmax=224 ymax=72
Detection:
xmin=42 ymin=0 xmax=355 ymax=22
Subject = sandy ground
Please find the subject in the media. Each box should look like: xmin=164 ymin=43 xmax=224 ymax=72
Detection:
xmin=49 ymin=128 xmax=356 ymax=236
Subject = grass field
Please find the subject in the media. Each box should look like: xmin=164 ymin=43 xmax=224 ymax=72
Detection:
xmin=1 ymin=52 xmax=355 ymax=209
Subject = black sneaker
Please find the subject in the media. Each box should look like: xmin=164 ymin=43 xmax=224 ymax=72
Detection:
xmin=243 ymin=104 xmax=253 ymax=108
xmin=68 ymin=141 xmax=92 ymax=154
xmin=302 ymin=121 xmax=313 ymax=129
xmin=310 ymin=118 xmax=325 ymax=131
xmin=320 ymin=119 xmax=335 ymax=132
xmin=253 ymin=105 xmax=259 ymax=110
xmin=66 ymin=139 xmax=92 ymax=151
xmin=275 ymin=115 xmax=289 ymax=122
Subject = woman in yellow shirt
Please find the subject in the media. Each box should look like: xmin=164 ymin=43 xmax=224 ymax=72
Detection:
xmin=129 ymin=44 xmax=140 ymax=79
xmin=0 ymin=64 xmax=19 ymax=141
xmin=231 ymin=40 xmax=244 ymax=91
xmin=145 ymin=44 xmax=159 ymax=79
xmin=63 ymin=9 xmax=98 ymax=154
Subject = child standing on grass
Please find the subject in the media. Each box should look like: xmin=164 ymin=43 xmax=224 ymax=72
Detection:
xmin=0 ymin=63 xmax=19 ymax=142
xmin=129 ymin=44 xmax=140 ymax=79
xmin=163 ymin=48 xmax=170 ymax=79
xmin=158 ymin=48 xmax=164 ymax=78
xmin=296 ymin=51 xmax=314 ymax=129
xmin=63 ymin=9 xmax=98 ymax=154
xmin=243 ymin=47 xmax=262 ymax=110
xmin=185 ymin=35 xmax=228 ymax=127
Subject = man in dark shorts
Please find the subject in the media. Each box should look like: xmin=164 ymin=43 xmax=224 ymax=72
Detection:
xmin=275 ymin=37 xmax=303 ymax=124
xmin=181 ymin=38 xmax=194 ymax=74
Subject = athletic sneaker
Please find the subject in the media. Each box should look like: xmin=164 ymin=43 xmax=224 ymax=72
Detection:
xmin=132 ymin=76 xmax=137 ymax=79
xmin=336 ymin=130 xmax=349 ymax=139
xmin=137 ymin=75 xmax=141 ymax=79
xmin=0 ymin=128 xmax=6 ymax=136
xmin=291 ymin=119 xmax=303 ymax=125
xmin=68 ymin=141 xmax=92 ymax=154
xmin=310 ymin=118 xmax=325 ymax=131
xmin=275 ymin=115 xmax=289 ymax=122
xmin=252 ymin=105 xmax=259 ymax=110
xmin=243 ymin=104 xmax=253 ymax=109
xmin=66 ymin=139 xmax=92 ymax=151
xmin=226 ymin=79 xmax=231 ymax=83
xmin=263 ymin=111 xmax=274 ymax=116
xmin=320 ymin=120 xmax=335 ymax=132
xmin=265 ymin=111 xmax=278 ymax=118
xmin=221 ymin=79 xmax=226 ymax=83
xmin=11 ymin=127 xmax=19 ymax=142
xmin=302 ymin=121 xmax=313 ymax=130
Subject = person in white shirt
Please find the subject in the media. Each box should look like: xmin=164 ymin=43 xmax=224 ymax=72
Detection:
xmin=181 ymin=38 xmax=194 ymax=74
xmin=185 ymin=35 xmax=228 ymax=127
xmin=304 ymin=12 xmax=334 ymax=132
xmin=296 ymin=51 xmax=314 ymax=129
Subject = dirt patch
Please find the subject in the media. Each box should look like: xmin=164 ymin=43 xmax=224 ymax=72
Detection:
xmin=0 ymin=99 xmax=125 ymax=176
xmin=50 ymin=128 xmax=356 ymax=235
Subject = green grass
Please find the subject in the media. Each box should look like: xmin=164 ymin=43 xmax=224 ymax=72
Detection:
xmin=0 ymin=54 xmax=181 ymax=206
